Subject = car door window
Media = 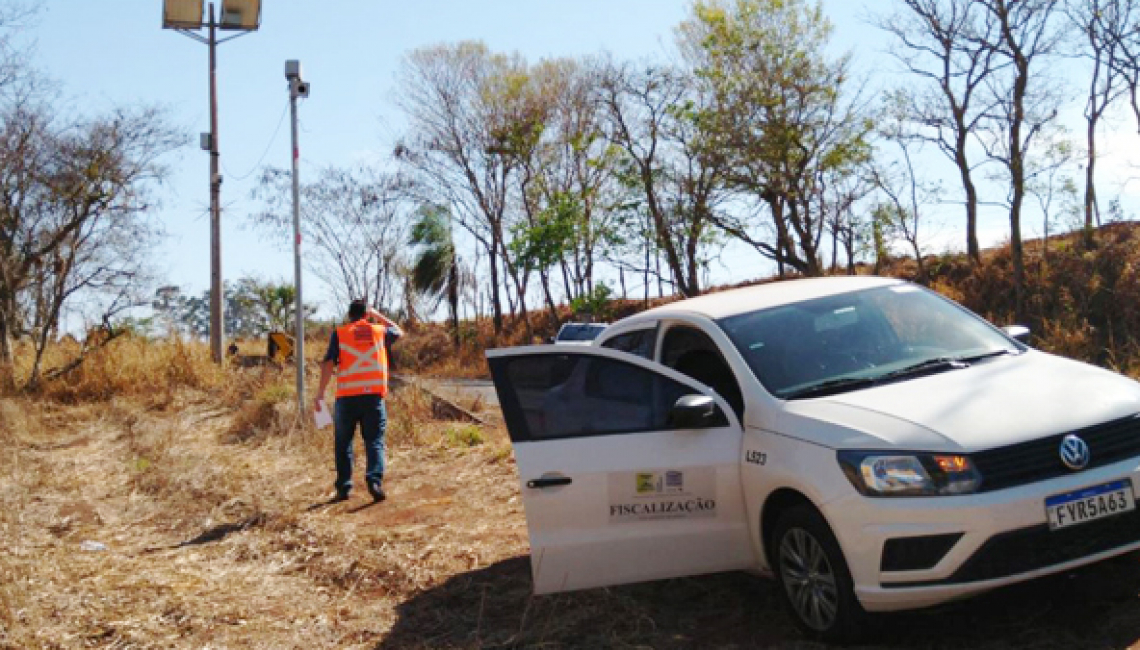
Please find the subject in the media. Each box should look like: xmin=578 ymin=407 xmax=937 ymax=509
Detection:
xmin=493 ymin=353 xmax=727 ymax=441
xmin=660 ymin=326 xmax=745 ymax=421
xmin=600 ymin=328 xmax=656 ymax=359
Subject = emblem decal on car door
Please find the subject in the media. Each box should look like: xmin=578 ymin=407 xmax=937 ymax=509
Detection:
xmin=608 ymin=468 xmax=717 ymax=522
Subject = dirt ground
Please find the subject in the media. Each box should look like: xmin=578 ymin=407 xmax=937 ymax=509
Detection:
xmin=4 ymin=386 xmax=1140 ymax=649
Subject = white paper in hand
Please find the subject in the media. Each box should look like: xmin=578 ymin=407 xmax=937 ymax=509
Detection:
xmin=314 ymin=400 xmax=333 ymax=428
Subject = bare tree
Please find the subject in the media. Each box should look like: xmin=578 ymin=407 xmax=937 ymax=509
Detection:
xmin=1093 ymin=0 xmax=1140 ymax=132
xmin=0 ymin=99 xmax=181 ymax=387
xmin=869 ymin=94 xmax=943 ymax=282
xmin=1024 ymin=136 xmax=1080 ymax=265
xmin=394 ymin=42 xmax=530 ymax=335
xmin=596 ymin=59 xmax=730 ymax=298
xmin=1067 ymin=0 xmax=1134 ymax=237
xmin=821 ymin=172 xmax=875 ymax=275
xmin=976 ymin=0 xmax=1065 ymax=319
xmin=251 ymin=165 xmax=412 ymax=315
xmin=880 ymin=0 xmax=1005 ymax=264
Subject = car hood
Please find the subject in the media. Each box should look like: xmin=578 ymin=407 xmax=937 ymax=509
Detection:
xmin=774 ymin=351 xmax=1140 ymax=452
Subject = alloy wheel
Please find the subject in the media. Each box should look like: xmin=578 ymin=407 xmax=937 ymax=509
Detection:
xmin=778 ymin=526 xmax=840 ymax=632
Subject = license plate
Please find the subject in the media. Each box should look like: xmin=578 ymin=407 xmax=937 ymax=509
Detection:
xmin=1045 ymin=479 xmax=1135 ymax=530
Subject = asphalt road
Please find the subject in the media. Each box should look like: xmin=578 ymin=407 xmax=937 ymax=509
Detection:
xmin=403 ymin=375 xmax=498 ymax=408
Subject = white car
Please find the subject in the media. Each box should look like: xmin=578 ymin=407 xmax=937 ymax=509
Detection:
xmin=552 ymin=322 xmax=608 ymax=345
xmin=486 ymin=276 xmax=1140 ymax=641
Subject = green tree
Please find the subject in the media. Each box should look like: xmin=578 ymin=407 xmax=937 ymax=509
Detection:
xmin=518 ymin=58 xmax=624 ymax=309
xmin=234 ymin=277 xmax=315 ymax=334
xmin=509 ymin=191 xmax=595 ymax=321
xmin=678 ymin=0 xmax=872 ymax=277
xmin=154 ymin=279 xmax=315 ymax=342
xmin=409 ymin=204 xmax=460 ymax=348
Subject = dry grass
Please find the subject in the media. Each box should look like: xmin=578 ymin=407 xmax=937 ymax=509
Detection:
xmin=9 ymin=226 xmax=1140 ymax=647
xmin=4 ymin=339 xmax=1140 ymax=649
xmin=0 ymin=343 xmax=525 ymax=649
xmin=8 ymin=337 xmax=226 ymax=404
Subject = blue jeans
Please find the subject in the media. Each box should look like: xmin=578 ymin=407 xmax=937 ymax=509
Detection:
xmin=333 ymin=394 xmax=387 ymax=494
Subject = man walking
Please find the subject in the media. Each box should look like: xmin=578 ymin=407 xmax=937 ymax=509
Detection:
xmin=315 ymin=299 xmax=403 ymax=502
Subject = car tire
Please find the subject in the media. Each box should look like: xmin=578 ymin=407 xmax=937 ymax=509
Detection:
xmin=772 ymin=504 xmax=867 ymax=643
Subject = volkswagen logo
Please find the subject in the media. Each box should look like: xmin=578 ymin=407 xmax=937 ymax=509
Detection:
xmin=1059 ymin=434 xmax=1091 ymax=471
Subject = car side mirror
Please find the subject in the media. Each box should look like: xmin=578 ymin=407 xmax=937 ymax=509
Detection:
xmin=668 ymin=394 xmax=717 ymax=428
xmin=1002 ymin=325 xmax=1030 ymax=344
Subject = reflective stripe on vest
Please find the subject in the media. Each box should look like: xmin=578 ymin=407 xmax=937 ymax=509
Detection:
xmin=335 ymin=321 xmax=389 ymax=398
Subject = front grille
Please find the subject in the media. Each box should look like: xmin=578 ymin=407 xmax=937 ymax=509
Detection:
xmin=883 ymin=507 xmax=1140 ymax=588
xmin=974 ymin=414 xmax=1140 ymax=492
xmin=954 ymin=508 xmax=1140 ymax=583
xmin=881 ymin=533 xmax=964 ymax=572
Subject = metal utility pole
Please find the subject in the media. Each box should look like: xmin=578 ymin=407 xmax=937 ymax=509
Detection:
xmin=161 ymin=0 xmax=262 ymax=363
xmin=286 ymin=60 xmax=310 ymax=412
xmin=207 ymin=3 xmax=223 ymax=364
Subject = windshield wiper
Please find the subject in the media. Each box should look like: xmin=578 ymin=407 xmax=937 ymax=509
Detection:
xmin=877 ymin=357 xmax=968 ymax=382
xmin=783 ymin=376 xmax=876 ymax=400
xmin=955 ymin=348 xmax=1016 ymax=363
xmin=782 ymin=350 xmax=1016 ymax=400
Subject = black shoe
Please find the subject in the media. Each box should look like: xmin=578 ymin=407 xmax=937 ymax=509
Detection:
xmin=332 ymin=490 xmax=350 ymax=503
xmin=368 ymin=482 xmax=386 ymax=502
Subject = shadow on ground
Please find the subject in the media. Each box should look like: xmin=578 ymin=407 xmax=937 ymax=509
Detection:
xmin=378 ymin=552 xmax=1140 ymax=649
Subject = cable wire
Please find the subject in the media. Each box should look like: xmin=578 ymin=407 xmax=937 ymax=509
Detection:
xmin=222 ymin=98 xmax=291 ymax=182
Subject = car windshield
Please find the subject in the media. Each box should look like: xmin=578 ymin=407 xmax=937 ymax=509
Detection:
xmin=717 ymin=284 xmax=1022 ymax=399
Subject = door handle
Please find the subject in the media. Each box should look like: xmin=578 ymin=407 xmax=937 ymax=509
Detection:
xmin=527 ymin=476 xmax=573 ymax=489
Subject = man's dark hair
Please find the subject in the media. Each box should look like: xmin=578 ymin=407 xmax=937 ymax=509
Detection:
xmin=348 ymin=299 xmax=367 ymax=321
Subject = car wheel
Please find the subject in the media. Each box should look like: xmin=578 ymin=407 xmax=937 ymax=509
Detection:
xmin=772 ymin=504 xmax=866 ymax=643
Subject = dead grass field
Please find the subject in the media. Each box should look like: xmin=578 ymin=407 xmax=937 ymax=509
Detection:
xmin=4 ymin=339 xmax=1140 ymax=648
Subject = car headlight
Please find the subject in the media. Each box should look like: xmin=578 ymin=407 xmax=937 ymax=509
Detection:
xmin=837 ymin=451 xmax=982 ymax=496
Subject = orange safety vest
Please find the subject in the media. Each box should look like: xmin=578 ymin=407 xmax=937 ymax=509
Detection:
xmin=335 ymin=320 xmax=389 ymax=398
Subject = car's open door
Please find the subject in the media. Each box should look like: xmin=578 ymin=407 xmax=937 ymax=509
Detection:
xmin=487 ymin=345 xmax=753 ymax=594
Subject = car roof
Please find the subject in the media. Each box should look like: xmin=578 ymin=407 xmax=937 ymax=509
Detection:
xmin=637 ymin=276 xmax=903 ymax=321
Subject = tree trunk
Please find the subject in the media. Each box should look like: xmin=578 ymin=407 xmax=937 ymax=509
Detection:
xmin=499 ymin=237 xmax=532 ymax=340
xmin=0 ymin=312 xmax=11 ymax=367
xmin=448 ymin=261 xmax=460 ymax=349
xmin=830 ymin=225 xmax=839 ymax=272
xmin=539 ymin=267 xmax=560 ymax=328
xmin=487 ymin=243 xmax=503 ymax=335
xmin=912 ymin=238 xmax=927 ymax=284
xmin=683 ymin=221 xmax=702 ymax=297
xmin=555 ymin=259 xmax=570 ymax=304
xmin=1083 ymin=101 xmax=1099 ymax=249
xmin=955 ymin=137 xmax=981 ymax=263
xmin=0 ymin=284 xmax=15 ymax=380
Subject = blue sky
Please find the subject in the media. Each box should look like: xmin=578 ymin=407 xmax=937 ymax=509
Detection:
xmin=27 ymin=1 xmax=698 ymax=317
xmin=23 ymin=1 xmax=1140 ymax=319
